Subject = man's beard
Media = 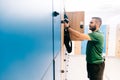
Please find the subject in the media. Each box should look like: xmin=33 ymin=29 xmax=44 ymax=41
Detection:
xmin=89 ymin=26 xmax=96 ymax=31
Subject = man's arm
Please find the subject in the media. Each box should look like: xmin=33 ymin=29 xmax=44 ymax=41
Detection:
xmin=68 ymin=27 xmax=91 ymax=41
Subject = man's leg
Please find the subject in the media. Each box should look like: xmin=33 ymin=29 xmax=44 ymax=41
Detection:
xmin=87 ymin=62 xmax=105 ymax=80
xmin=97 ymin=62 xmax=105 ymax=80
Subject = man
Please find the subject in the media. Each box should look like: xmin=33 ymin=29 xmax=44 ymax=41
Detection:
xmin=64 ymin=17 xmax=105 ymax=80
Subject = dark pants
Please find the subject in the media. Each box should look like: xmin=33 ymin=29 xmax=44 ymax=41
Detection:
xmin=87 ymin=62 xmax=105 ymax=80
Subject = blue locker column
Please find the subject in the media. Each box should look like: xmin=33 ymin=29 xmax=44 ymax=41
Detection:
xmin=53 ymin=0 xmax=61 ymax=56
xmin=100 ymin=25 xmax=107 ymax=54
xmin=53 ymin=0 xmax=64 ymax=80
xmin=0 ymin=0 xmax=54 ymax=80
xmin=81 ymin=26 xmax=89 ymax=55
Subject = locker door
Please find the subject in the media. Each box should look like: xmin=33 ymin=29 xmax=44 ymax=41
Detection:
xmin=53 ymin=0 xmax=61 ymax=56
xmin=66 ymin=12 xmax=84 ymax=55
xmin=81 ymin=26 xmax=89 ymax=55
xmin=100 ymin=25 xmax=107 ymax=54
xmin=52 ymin=0 xmax=64 ymax=80
xmin=66 ymin=12 xmax=84 ymax=40
xmin=0 ymin=0 xmax=53 ymax=80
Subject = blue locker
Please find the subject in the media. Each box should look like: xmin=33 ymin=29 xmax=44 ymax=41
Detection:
xmin=52 ymin=0 xmax=62 ymax=80
xmin=0 ymin=0 xmax=60 ymax=80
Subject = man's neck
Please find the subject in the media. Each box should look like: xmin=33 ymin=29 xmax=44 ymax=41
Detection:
xmin=93 ymin=28 xmax=99 ymax=32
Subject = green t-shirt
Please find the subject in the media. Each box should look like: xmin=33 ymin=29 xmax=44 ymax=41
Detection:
xmin=86 ymin=30 xmax=104 ymax=64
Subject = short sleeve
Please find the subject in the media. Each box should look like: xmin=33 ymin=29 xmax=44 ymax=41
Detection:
xmin=88 ymin=32 xmax=99 ymax=41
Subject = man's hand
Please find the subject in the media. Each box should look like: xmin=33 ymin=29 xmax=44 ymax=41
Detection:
xmin=64 ymin=22 xmax=70 ymax=28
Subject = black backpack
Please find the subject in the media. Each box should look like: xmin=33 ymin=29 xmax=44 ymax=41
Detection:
xmin=64 ymin=27 xmax=72 ymax=53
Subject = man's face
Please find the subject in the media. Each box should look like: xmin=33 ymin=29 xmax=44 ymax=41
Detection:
xmin=89 ymin=19 xmax=97 ymax=31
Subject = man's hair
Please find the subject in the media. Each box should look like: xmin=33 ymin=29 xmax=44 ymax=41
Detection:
xmin=92 ymin=17 xmax=102 ymax=26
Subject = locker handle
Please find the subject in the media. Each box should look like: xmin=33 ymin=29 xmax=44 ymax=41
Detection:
xmin=80 ymin=21 xmax=84 ymax=28
xmin=53 ymin=11 xmax=59 ymax=17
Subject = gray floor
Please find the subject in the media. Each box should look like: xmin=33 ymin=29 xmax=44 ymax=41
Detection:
xmin=65 ymin=55 xmax=120 ymax=80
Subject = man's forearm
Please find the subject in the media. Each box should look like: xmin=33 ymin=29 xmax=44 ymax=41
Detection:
xmin=68 ymin=27 xmax=91 ymax=41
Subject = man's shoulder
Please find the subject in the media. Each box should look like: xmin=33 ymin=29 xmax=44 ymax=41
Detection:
xmin=88 ymin=31 xmax=103 ymax=41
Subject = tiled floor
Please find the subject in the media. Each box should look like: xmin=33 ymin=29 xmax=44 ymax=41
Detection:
xmin=65 ymin=55 xmax=120 ymax=80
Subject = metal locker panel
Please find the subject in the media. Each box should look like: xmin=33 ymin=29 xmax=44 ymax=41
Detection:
xmin=52 ymin=0 xmax=64 ymax=80
xmin=100 ymin=25 xmax=107 ymax=54
xmin=0 ymin=0 xmax=54 ymax=80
